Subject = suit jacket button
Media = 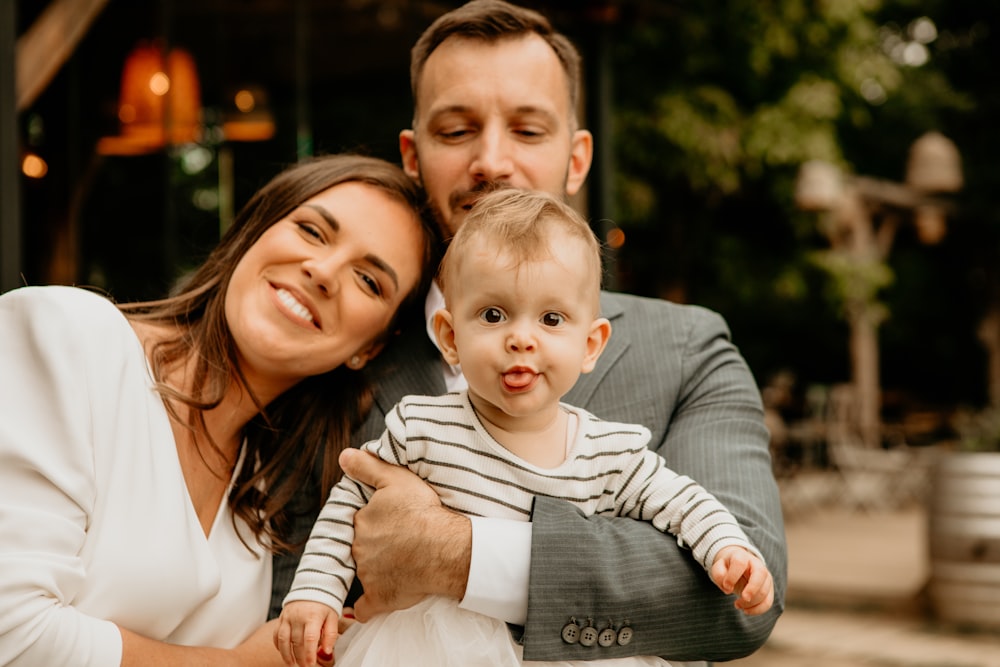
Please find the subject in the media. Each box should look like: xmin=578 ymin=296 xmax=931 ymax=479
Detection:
xmin=617 ymin=625 xmax=634 ymax=646
xmin=598 ymin=625 xmax=617 ymax=647
xmin=579 ymin=623 xmax=599 ymax=647
xmin=561 ymin=619 xmax=581 ymax=644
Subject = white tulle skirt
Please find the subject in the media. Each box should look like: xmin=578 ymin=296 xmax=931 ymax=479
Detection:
xmin=333 ymin=596 xmax=673 ymax=667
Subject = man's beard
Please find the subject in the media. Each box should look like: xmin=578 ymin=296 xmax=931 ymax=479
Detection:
xmin=428 ymin=174 xmax=572 ymax=237
xmin=432 ymin=181 xmax=513 ymax=238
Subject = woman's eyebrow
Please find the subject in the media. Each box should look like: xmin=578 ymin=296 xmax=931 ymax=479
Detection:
xmin=303 ymin=203 xmax=399 ymax=292
xmin=305 ymin=203 xmax=340 ymax=232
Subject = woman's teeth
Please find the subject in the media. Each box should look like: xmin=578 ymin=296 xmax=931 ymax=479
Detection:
xmin=276 ymin=288 xmax=314 ymax=323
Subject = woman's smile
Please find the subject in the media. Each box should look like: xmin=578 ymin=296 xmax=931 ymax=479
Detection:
xmin=272 ymin=285 xmax=318 ymax=329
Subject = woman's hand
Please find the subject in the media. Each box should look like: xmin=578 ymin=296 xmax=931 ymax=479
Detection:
xmin=119 ymin=620 xmax=287 ymax=667
xmin=233 ymin=619 xmax=289 ymax=666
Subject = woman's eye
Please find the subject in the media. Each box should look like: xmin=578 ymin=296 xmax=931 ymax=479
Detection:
xmin=481 ymin=308 xmax=505 ymax=324
xmin=541 ymin=312 xmax=564 ymax=327
xmin=296 ymin=222 xmax=323 ymax=240
xmin=359 ymin=272 xmax=383 ymax=297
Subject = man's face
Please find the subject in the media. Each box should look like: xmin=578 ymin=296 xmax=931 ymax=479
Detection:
xmin=400 ymin=34 xmax=593 ymax=237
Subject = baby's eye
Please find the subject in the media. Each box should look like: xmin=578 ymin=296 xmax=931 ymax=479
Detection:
xmin=480 ymin=307 xmax=506 ymax=324
xmin=541 ymin=312 xmax=564 ymax=327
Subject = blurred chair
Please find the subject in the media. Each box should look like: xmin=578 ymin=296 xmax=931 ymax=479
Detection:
xmin=825 ymin=384 xmax=938 ymax=511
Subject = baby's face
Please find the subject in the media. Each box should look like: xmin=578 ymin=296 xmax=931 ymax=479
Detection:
xmin=442 ymin=230 xmax=604 ymax=431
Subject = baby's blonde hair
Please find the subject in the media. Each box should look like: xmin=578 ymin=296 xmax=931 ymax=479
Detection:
xmin=438 ymin=189 xmax=603 ymax=308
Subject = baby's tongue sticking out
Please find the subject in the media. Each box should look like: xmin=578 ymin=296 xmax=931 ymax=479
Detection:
xmin=504 ymin=370 xmax=535 ymax=388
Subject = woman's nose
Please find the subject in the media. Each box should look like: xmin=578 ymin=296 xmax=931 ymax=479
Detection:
xmin=302 ymin=254 xmax=342 ymax=296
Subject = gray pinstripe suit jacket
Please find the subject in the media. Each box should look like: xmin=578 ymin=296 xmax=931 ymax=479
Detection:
xmin=270 ymin=291 xmax=787 ymax=663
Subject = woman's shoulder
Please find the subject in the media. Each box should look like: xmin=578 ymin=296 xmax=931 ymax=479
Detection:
xmin=1 ymin=284 xmax=119 ymax=318
xmin=1 ymin=285 xmax=132 ymax=351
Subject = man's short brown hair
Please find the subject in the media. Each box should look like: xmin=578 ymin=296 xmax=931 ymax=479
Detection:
xmin=409 ymin=0 xmax=583 ymax=125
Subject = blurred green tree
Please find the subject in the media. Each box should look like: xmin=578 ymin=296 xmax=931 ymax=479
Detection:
xmin=599 ymin=0 xmax=986 ymax=420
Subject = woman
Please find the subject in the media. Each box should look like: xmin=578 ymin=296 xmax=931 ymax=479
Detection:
xmin=0 ymin=154 xmax=438 ymax=666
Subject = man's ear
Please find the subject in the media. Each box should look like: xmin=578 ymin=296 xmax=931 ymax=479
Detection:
xmin=581 ymin=317 xmax=611 ymax=374
xmin=565 ymin=129 xmax=593 ymax=197
xmin=432 ymin=308 xmax=461 ymax=366
xmin=399 ymin=129 xmax=420 ymax=181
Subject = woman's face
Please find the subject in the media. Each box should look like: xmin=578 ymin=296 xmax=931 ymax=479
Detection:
xmin=226 ymin=180 xmax=425 ymax=395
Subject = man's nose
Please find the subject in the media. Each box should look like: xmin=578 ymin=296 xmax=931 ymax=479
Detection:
xmin=470 ymin=127 xmax=514 ymax=182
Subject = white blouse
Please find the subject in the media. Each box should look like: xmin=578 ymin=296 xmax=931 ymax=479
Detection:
xmin=0 ymin=286 xmax=270 ymax=666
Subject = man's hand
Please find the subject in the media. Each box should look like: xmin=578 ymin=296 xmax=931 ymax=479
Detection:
xmin=339 ymin=448 xmax=472 ymax=621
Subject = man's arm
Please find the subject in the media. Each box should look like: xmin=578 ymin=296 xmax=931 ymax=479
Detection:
xmin=522 ymin=299 xmax=787 ymax=662
xmin=340 ymin=447 xmax=471 ymax=620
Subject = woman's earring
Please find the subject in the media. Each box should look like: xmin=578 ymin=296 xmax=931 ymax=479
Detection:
xmin=349 ymin=355 xmax=362 ymax=369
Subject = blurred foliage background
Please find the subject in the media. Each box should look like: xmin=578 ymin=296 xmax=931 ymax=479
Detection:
xmin=602 ymin=0 xmax=997 ymax=423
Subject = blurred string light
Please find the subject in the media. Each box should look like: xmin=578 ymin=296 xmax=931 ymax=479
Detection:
xmin=881 ymin=16 xmax=938 ymax=68
xmin=22 ymin=113 xmax=48 ymax=179
xmin=860 ymin=79 xmax=888 ymax=105
xmin=605 ymin=226 xmax=625 ymax=250
xmin=862 ymin=17 xmax=938 ymax=105
xmin=192 ymin=188 xmax=219 ymax=211
xmin=909 ymin=17 xmax=939 ymax=45
xmin=179 ymin=144 xmax=213 ymax=175
xmin=21 ymin=153 xmax=48 ymax=179
xmin=222 ymin=85 xmax=275 ymax=142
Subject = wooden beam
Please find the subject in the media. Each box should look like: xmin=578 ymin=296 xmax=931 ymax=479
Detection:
xmin=16 ymin=0 xmax=110 ymax=111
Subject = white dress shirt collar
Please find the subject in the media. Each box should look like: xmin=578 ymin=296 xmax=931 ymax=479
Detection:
xmin=425 ymin=282 xmax=468 ymax=392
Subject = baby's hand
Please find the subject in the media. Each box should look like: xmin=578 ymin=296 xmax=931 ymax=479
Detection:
xmin=709 ymin=546 xmax=774 ymax=615
xmin=274 ymin=600 xmax=340 ymax=667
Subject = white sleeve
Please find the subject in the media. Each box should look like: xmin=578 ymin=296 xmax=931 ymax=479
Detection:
xmin=459 ymin=517 xmax=531 ymax=626
xmin=0 ymin=287 xmax=123 ymax=666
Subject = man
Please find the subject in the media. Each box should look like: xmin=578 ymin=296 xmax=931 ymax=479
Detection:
xmin=273 ymin=1 xmax=787 ymax=663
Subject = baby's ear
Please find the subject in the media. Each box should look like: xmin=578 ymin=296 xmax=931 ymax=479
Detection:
xmin=433 ymin=309 xmax=461 ymax=365
xmin=581 ymin=317 xmax=611 ymax=373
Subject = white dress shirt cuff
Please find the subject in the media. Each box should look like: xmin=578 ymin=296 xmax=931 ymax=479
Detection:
xmin=460 ymin=516 xmax=531 ymax=626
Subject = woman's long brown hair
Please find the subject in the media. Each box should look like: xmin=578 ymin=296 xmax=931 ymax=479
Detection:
xmin=119 ymin=154 xmax=438 ymax=554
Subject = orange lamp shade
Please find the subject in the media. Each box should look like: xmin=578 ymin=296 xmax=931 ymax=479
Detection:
xmin=98 ymin=41 xmax=202 ymax=155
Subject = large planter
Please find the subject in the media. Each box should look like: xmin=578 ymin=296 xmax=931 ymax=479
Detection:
xmin=928 ymin=451 xmax=1000 ymax=629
